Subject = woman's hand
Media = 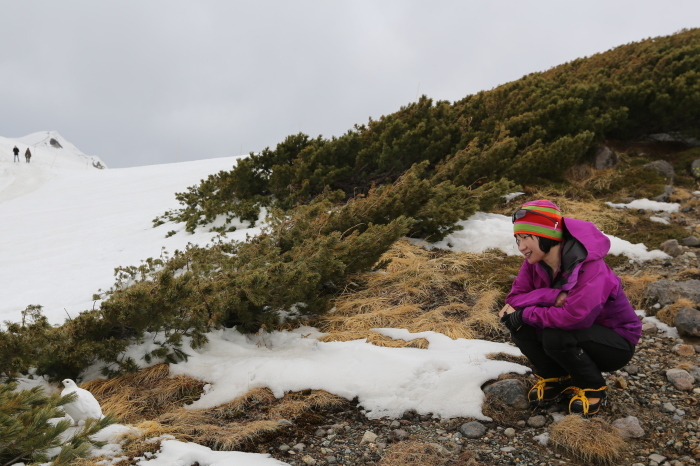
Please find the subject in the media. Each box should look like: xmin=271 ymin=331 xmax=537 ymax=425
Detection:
xmin=555 ymin=291 xmax=568 ymax=307
xmin=499 ymin=303 xmax=517 ymax=318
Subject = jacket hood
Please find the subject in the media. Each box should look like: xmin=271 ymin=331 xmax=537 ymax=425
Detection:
xmin=563 ymin=217 xmax=610 ymax=261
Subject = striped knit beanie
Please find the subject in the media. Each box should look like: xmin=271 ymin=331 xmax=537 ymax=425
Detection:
xmin=512 ymin=200 xmax=563 ymax=241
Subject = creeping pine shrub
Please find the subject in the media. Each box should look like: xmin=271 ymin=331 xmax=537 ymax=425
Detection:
xmin=0 ymin=382 xmax=116 ymax=466
xmin=1 ymin=163 xmax=511 ymax=380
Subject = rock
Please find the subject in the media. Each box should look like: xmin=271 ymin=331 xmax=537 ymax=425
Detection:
xmin=360 ymin=431 xmax=377 ymax=445
xmin=612 ymin=416 xmax=645 ymax=438
xmin=644 ymin=160 xmax=675 ymax=180
xmin=594 ymin=145 xmax=618 ymax=170
xmin=293 ymin=443 xmax=306 ymax=452
xmin=663 ymin=402 xmax=677 ymax=413
xmin=438 ymin=418 xmax=461 ymax=431
xmin=325 ymin=456 xmax=337 ymax=464
xmin=647 ymin=132 xmax=700 ymax=146
xmin=654 ymin=186 xmax=675 ymax=203
xmin=315 ymin=428 xmax=326 ymax=437
xmin=534 ymin=432 xmax=549 ymax=446
xmin=428 ymin=443 xmax=452 ymax=456
xmin=527 ymin=415 xmax=547 ymax=428
xmin=683 ymin=236 xmax=700 ymax=247
xmin=550 ymin=412 xmax=567 ymax=425
xmin=649 ymin=453 xmax=668 ymax=464
xmin=686 ymin=365 xmax=700 ymax=383
xmin=645 ymin=280 xmax=700 ymax=307
xmin=460 ymin=421 xmax=487 ymax=439
xmin=387 ymin=429 xmax=408 ymax=442
xmin=674 ymin=344 xmax=696 ymax=356
xmin=277 ymin=419 xmax=293 ymax=426
xmin=642 ymin=322 xmax=658 ymax=333
xmin=675 ymin=307 xmax=700 ymax=338
xmin=500 ymin=446 xmax=516 ymax=453
xmin=692 ymin=159 xmax=700 ymax=179
xmin=624 ymin=364 xmax=640 ymax=375
xmin=390 ymin=420 xmax=401 ymax=428
xmin=483 ymin=379 xmax=529 ymax=409
xmin=666 ymin=368 xmax=694 ymax=390
xmin=660 ymin=239 xmax=684 ymax=257
xmin=302 ymin=455 xmax=317 ymax=465
xmin=279 ymin=444 xmax=291 ymax=451
xmin=504 ymin=427 xmax=516 ymax=437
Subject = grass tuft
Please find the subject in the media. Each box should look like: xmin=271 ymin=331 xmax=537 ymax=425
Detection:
xmin=549 ymin=415 xmax=627 ymax=465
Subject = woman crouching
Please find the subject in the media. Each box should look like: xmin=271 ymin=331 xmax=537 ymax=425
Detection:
xmin=499 ymin=200 xmax=642 ymax=416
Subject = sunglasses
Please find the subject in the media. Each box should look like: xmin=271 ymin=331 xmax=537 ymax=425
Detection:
xmin=512 ymin=209 xmax=559 ymax=225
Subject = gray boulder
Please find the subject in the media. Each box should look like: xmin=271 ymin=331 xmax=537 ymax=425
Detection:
xmin=660 ymin=239 xmax=683 ymax=257
xmin=647 ymin=132 xmax=700 ymax=147
xmin=483 ymin=379 xmax=529 ymax=409
xmin=643 ymin=160 xmax=675 ymax=180
xmin=682 ymin=236 xmax=700 ymax=247
xmin=594 ymin=146 xmax=618 ymax=170
xmin=644 ymin=280 xmax=700 ymax=307
xmin=692 ymin=159 xmax=700 ymax=179
xmin=675 ymin=307 xmax=700 ymax=338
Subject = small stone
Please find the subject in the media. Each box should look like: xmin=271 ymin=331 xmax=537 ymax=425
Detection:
xmin=315 ymin=428 xmax=326 ymax=437
xmin=360 ymin=431 xmax=377 ymax=445
xmin=390 ymin=420 xmax=401 ymax=428
xmin=667 ymin=368 xmax=695 ymax=390
xmin=388 ymin=429 xmax=408 ymax=442
xmin=534 ymin=432 xmax=549 ymax=446
xmin=675 ymin=344 xmax=697 ymax=357
xmin=325 ymin=456 xmax=337 ymax=464
xmin=650 ymin=453 xmax=668 ymax=464
xmin=624 ymin=364 xmax=640 ymax=375
xmin=642 ymin=322 xmax=658 ymax=333
xmin=527 ymin=415 xmax=547 ymax=428
xmin=277 ymin=419 xmax=293 ymax=426
xmin=550 ymin=412 xmax=567 ymax=425
xmin=293 ymin=443 xmax=305 ymax=452
xmin=428 ymin=443 xmax=451 ymax=456
xmin=504 ymin=427 xmax=516 ymax=437
xmin=501 ymin=446 xmax=516 ymax=452
xmin=460 ymin=421 xmax=487 ymax=439
xmin=684 ymin=236 xmax=700 ymax=247
xmin=661 ymin=239 xmax=684 ymax=257
xmin=613 ymin=376 xmax=628 ymax=389
xmin=612 ymin=416 xmax=645 ymax=438
xmin=279 ymin=444 xmax=291 ymax=451
xmin=663 ymin=402 xmax=677 ymax=413
xmin=301 ymin=455 xmax=317 ymax=465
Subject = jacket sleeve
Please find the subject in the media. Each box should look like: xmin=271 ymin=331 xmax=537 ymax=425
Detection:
xmin=505 ymin=261 xmax=561 ymax=309
xmin=522 ymin=260 xmax=614 ymax=330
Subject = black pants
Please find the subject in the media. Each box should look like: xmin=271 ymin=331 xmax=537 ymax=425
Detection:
xmin=510 ymin=324 xmax=635 ymax=389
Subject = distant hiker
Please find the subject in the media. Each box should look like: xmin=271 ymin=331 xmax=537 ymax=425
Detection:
xmin=13 ymin=146 xmax=19 ymax=162
xmin=25 ymin=148 xmax=32 ymax=163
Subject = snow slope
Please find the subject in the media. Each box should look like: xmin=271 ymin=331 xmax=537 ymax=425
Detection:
xmin=0 ymin=132 xmax=252 ymax=325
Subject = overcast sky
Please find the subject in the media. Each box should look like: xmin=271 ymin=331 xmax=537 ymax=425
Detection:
xmin=1 ymin=1 xmax=699 ymax=168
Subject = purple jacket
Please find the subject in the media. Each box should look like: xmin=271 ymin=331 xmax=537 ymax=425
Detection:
xmin=505 ymin=217 xmax=642 ymax=345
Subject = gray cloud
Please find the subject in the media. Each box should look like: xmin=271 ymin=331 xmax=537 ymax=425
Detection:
xmin=1 ymin=0 xmax=698 ymax=168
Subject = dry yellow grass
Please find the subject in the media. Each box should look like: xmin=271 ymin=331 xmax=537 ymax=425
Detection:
xmin=378 ymin=441 xmax=451 ymax=466
xmin=81 ymin=364 xmax=204 ymax=423
xmin=549 ymin=415 xmax=627 ymax=465
xmin=319 ymin=240 xmax=505 ymax=347
xmin=620 ymin=272 xmax=663 ymax=310
xmin=657 ymin=298 xmax=697 ymax=326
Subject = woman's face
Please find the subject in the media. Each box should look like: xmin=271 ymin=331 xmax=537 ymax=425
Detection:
xmin=515 ymin=234 xmax=546 ymax=264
